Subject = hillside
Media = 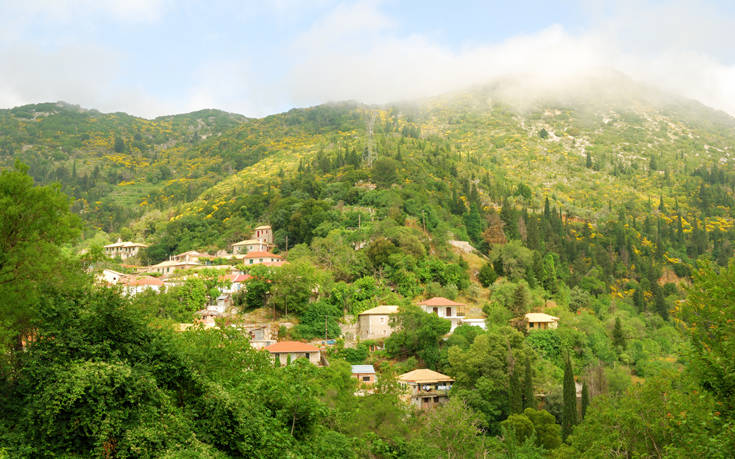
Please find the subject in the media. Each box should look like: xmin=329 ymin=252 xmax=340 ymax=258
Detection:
xmin=2 ymin=73 xmax=735 ymax=456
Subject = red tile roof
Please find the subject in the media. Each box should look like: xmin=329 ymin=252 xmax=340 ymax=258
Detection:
xmin=232 ymin=273 xmax=252 ymax=282
xmin=264 ymin=341 xmax=319 ymax=353
xmin=262 ymin=261 xmax=288 ymax=267
xmin=417 ymin=297 xmax=465 ymax=307
xmin=123 ymin=276 xmax=164 ymax=286
xmin=244 ymin=251 xmax=282 ymax=259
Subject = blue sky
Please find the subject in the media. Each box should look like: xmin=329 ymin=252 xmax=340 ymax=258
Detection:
xmin=1 ymin=1 xmax=734 ymax=117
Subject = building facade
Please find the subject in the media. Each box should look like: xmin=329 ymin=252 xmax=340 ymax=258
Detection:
xmin=398 ymin=369 xmax=454 ymax=409
xmin=357 ymin=305 xmax=399 ymax=340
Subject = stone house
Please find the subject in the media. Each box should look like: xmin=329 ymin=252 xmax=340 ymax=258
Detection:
xmin=357 ymin=305 xmax=399 ymax=340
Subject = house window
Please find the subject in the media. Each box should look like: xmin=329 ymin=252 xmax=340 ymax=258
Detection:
xmin=529 ymin=322 xmax=534 ymax=328
xmin=433 ymin=396 xmax=439 ymax=403
xmin=446 ymin=307 xmax=452 ymax=316
xmin=304 ymin=353 xmax=310 ymax=359
xmin=432 ymin=307 xmax=438 ymax=314
xmin=362 ymin=376 xmax=370 ymax=382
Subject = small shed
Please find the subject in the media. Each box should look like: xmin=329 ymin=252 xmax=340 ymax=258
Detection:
xmin=351 ymin=364 xmax=376 ymax=385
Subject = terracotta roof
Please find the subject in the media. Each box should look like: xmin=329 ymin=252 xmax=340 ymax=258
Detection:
xmin=264 ymin=341 xmax=319 ymax=353
xmin=417 ymin=297 xmax=465 ymax=307
xmin=243 ymin=251 xmax=282 ymax=259
xmin=359 ymin=305 xmax=399 ymax=315
xmin=232 ymin=273 xmax=252 ymax=282
xmin=262 ymin=261 xmax=287 ymax=267
xmin=525 ymin=313 xmax=559 ymax=323
xmin=123 ymin=276 xmax=164 ymax=286
xmin=398 ymin=369 xmax=454 ymax=384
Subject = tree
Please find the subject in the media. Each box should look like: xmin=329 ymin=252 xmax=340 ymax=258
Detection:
xmin=0 ymin=162 xmax=82 ymax=353
xmin=581 ymin=381 xmax=590 ymax=420
xmin=523 ymin=358 xmax=535 ymax=410
xmin=270 ymin=261 xmax=331 ymax=316
xmin=586 ymin=151 xmax=592 ymax=168
xmin=421 ymin=398 xmax=485 ymax=458
xmin=678 ymin=260 xmax=735 ymax=411
xmin=539 ymin=128 xmax=549 ymax=139
xmin=509 ymin=364 xmax=523 ymax=414
xmin=386 ymin=305 xmax=450 ymax=369
xmin=478 ymin=262 xmax=497 ymax=287
xmin=653 ymin=284 xmax=668 ymax=320
xmin=523 ymin=408 xmax=561 ymax=449
xmin=612 ymin=317 xmax=625 ymax=348
xmin=242 ymin=264 xmax=273 ymax=310
xmin=562 ymin=354 xmax=577 ymax=439
xmin=511 ymin=283 xmax=529 ymax=317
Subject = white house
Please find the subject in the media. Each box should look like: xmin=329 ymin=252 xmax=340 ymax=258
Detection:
xmin=242 ymin=251 xmax=283 ymax=266
xmin=219 ymin=273 xmax=251 ymax=294
xmin=145 ymin=260 xmax=201 ymax=276
xmin=104 ymin=239 xmax=148 ymax=260
xmin=172 ymin=250 xmax=211 ymax=263
xmin=417 ymin=297 xmax=466 ymax=332
xmin=121 ymin=276 xmax=164 ymax=296
xmin=99 ymin=268 xmax=127 ymax=285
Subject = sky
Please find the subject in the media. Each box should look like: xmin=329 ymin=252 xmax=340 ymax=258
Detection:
xmin=0 ymin=0 xmax=734 ymax=118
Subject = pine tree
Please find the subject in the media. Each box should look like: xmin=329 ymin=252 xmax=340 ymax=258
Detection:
xmin=581 ymin=381 xmax=590 ymax=420
xmin=586 ymin=151 xmax=592 ymax=168
xmin=612 ymin=317 xmax=625 ymax=348
xmin=562 ymin=354 xmax=577 ymax=439
xmin=523 ymin=358 xmax=535 ymax=409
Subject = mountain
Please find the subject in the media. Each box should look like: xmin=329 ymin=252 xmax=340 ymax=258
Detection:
xmin=2 ymin=73 xmax=735 ymax=262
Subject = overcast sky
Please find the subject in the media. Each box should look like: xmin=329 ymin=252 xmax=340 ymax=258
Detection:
xmin=0 ymin=0 xmax=734 ymax=118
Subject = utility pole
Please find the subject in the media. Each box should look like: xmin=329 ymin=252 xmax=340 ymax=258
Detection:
xmin=285 ymin=235 xmax=288 ymax=252
xmin=325 ymin=314 xmax=328 ymax=341
xmin=358 ymin=213 xmax=361 ymax=229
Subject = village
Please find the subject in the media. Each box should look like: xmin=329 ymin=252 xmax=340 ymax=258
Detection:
xmin=96 ymin=224 xmax=561 ymax=409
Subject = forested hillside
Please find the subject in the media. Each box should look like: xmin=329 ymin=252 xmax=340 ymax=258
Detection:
xmin=2 ymin=73 xmax=735 ymax=457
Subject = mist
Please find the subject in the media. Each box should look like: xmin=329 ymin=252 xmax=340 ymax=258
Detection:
xmin=0 ymin=1 xmax=734 ymax=118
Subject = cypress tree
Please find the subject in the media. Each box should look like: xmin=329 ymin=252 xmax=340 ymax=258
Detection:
xmin=523 ymin=358 xmax=535 ymax=409
xmin=581 ymin=381 xmax=590 ymax=420
xmin=562 ymin=354 xmax=577 ymax=439
xmin=654 ymin=285 xmax=668 ymax=320
xmin=612 ymin=317 xmax=625 ymax=348
xmin=509 ymin=365 xmax=523 ymax=414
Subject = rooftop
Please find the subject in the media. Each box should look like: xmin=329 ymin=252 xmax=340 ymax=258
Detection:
xmin=525 ymin=313 xmax=560 ymax=323
xmin=264 ymin=341 xmax=319 ymax=353
xmin=351 ymin=364 xmax=376 ymax=374
xmin=359 ymin=305 xmax=399 ymax=315
xmin=232 ymin=239 xmax=263 ymax=246
xmin=104 ymin=240 xmax=148 ymax=248
xmin=254 ymin=225 xmax=272 ymax=230
xmin=417 ymin=297 xmax=466 ymax=307
xmin=398 ymin=369 xmax=454 ymax=384
xmin=122 ymin=276 xmax=164 ymax=286
xmin=244 ymin=251 xmax=282 ymax=259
